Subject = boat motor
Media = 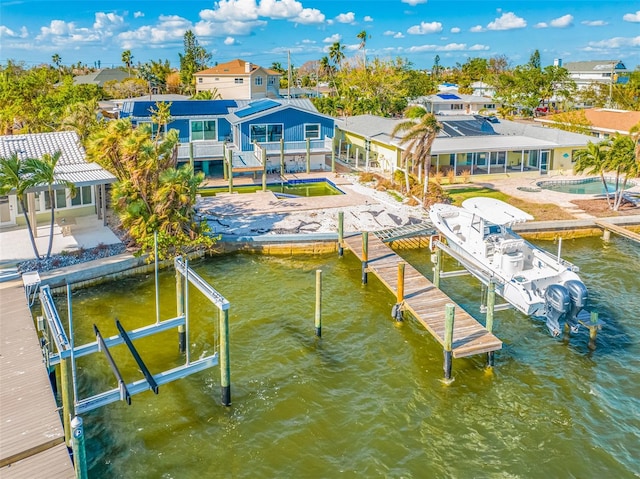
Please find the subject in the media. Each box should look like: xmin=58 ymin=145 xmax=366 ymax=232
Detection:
xmin=564 ymin=280 xmax=588 ymax=333
xmin=544 ymin=284 xmax=571 ymax=336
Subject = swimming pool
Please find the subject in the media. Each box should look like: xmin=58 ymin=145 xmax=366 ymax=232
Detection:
xmin=536 ymin=177 xmax=636 ymax=195
xmin=199 ymin=178 xmax=344 ymax=198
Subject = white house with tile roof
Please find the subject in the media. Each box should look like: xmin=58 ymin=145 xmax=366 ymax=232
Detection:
xmin=0 ymin=131 xmax=116 ymax=230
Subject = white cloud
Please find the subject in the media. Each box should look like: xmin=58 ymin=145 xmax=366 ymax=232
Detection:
xmin=335 ymin=12 xmax=355 ymax=24
xmin=323 ymin=33 xmax=342 ymax=43
xmin=487 ymin=12 xmax=527 ymax=31
xmin=402 ymin=0 xmax=427 ymax=5
xmin=450 ymin=27 xmax=460 ymax=33
xmin=202 ymin=0 xmax=259 ymax=22
xmin=257 ymin=0 xmax=303 ymax=19
xmin=407 ymin=21 xmax=442 ymax=35
xmin=0 ymin=25 xmax=28 ymax=38
xmin=586 ymin=36 xmax=640 ymax=49
xmin=134 ymin=12 xmax=144 ymax=19
xmin=535 ymin=22 xmax=548 ymax=29
xmin=364 ymin=16 xmax=373 ymax=22
xmin=623 ymin=11 xmax=640 ymax=22
xmin=550 ymin=14 xmax=573 ymax=28
xmin=383 ymin=30 xmax=396 ymax=36
xmin=224 ymin=36 xmax=236 ymax=45
xmin=581 ymin=20 xmax=607 ymax=26
xmin=405 ymin=42 xmax=489 ymax=53
xmin=293 ymin=8 xmax=325 ymax=25
xmin=394 ymin=32 xmax=405 ymax=39
xmin=470 ymin=25 xmax=484 ymax=33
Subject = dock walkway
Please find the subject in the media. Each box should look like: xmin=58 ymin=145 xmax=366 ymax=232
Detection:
xmin=0 ymin=280 xmax=74 ymax=478
xmin=594 ymin=220 xmax=640 ymax=243
xmin=344 ymin=234 xmax=502 ymax=358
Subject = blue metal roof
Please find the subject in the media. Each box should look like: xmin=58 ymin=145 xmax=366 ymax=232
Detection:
xmin=123 ymin=100 xmax=238 ymax=118
xmin=234 ymin=99 xmax=280 ymax=118
xmin=437 ymin=93 xmax=461 ymax=100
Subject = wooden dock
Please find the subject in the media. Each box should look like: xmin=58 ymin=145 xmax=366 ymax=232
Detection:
xmin=343 ymin=234 xmax=502 ymax=358
xmin=595 ymin=220 xmax=640 ymax=244
xmin=0 ymin=280 xmax=74 ymax=478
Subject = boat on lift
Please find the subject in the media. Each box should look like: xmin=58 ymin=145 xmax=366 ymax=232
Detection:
xmin=429 ymin=197 xmax=588 ymax=336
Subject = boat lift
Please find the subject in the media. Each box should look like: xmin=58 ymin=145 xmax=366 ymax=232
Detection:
xmin=37 ymin=256 xmax=231 ymax=478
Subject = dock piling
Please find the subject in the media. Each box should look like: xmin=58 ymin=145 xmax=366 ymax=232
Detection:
xmin=486 ymin=281 xmax=495 ymax=367
xmin=393 ymin=262 xmax=405 ymax=321
xmin=338 ymin=211 xmax=344 ymax=257
xmin=315 ymin=270 xmax=322 ymax=337
xmin=432 ymin=248 xmax=441 ymax=289
xmin=588 ymin=311 xmax=599 ymax=350
xmin=361 ymin=232 xmax=369 ymax=284
xmin=443 ymin=304 xmax=455 ymax=382
xmin=71 ymin=416 xmax=88 ymax=479
xmin=176 ymin=267 xmax=186 ymax=354
xmin=219 ymin=308 xmax=231 ymax=406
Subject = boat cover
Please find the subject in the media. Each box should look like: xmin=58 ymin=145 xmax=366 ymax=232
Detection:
xmin=462 ymin=197 xmax=533 ymax=225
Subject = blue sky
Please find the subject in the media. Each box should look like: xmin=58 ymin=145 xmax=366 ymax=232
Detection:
xmin=1 ymin=0 xmax=639 ymax=71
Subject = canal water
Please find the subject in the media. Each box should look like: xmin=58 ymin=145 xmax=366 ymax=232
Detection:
xmin=54 ymin=235 xmax=639 ymax=478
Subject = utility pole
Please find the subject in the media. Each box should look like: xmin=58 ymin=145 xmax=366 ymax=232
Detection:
xmin=287 ymin=50 xmax=291 ymax=100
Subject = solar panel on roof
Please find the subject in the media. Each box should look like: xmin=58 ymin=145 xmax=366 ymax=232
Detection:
xmin=234 ymin=99 xmax=280 ymax=118
xmin=437 ymin=93 xmax=461 ymax=100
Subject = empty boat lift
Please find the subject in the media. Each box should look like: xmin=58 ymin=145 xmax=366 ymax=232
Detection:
xmin=38 ymin=256 xmax=230 ymax=477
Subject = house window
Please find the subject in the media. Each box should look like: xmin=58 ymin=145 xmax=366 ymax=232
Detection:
xmin=198 ymin=77 xmax=203 ymax=83
xmin=250 ymin=124 xmax=283 ymax=143
xmin=483 ymin=104 xmax=495 ymax=109
xmin=191 ymin=120 xmax=217 ymax=141
xmin=268 ymin=77 xmax=276 ymax=85
xmin=234 ymin=78 xmax=244 ymax=84
xmin=70 ymin=186 xmax=92 ymax=207
xmin=304 ymin=124 xmax=320 ymax=140
xmin=451 ymin=104 xmax=463 ymax=110
xmin=255 ymin=76 xmax=263 ymax=86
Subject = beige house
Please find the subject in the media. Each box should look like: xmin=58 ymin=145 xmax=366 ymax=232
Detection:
xmin=194 ymin=59 xmax=281 ymax=100
xmin=535 ymin=108 xmax=640 ymax=139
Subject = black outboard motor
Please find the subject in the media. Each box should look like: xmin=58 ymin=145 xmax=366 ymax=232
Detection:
xmin=544 ymin=284 xmax=571 ymax=336
xmin=564 ymin=280 xmax=588 ymax=333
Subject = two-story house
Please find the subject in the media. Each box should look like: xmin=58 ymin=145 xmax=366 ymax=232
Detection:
xmin=562 ymin=60 xmax=629 ymax=91
xmin=119 ymin=98 xmax=335 ymax=178
xmin=194 ymin=59 xmax=281 ymax=100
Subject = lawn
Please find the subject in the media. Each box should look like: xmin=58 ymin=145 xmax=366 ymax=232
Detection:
xmin=445 ymin=186 xmax=576 ymax=221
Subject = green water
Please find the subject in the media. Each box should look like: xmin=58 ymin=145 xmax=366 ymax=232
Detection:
xmin=51 ymin=236 xmax=640 ymax=478
xmin=199 ymin=181 xmax=343 ymax=197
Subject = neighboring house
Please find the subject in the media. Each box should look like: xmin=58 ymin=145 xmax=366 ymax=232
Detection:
xmin=470 ymin=81 xmax=496 ymax=98
xmin=194 ymin=59 xmax=281 ymax=100
xmin=335 ymin=114 xmax=594 ymax=177
xmin=412 ymin=93 xmax=499 ymax=116
xmin=535 ymin=108 xmax=640 ymax=139
xmin=562 ymin=60 xmax=629 ymax=91
xmin=279 ymin=87 xmax=322 ymax=99
xmin=0 ymin=131 xmax=116 ymax=229
xmin=119 ymin=98 xmax=335 ymax=177
xmin=72 ymin=68 xmax=132 ymax=87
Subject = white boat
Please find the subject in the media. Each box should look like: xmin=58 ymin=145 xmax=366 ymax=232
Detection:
xmin=429 ymin=197 xmax=588 ymax=336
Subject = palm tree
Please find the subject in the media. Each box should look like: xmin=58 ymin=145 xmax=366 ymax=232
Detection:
xmin=24 ymin=152 xmax=76 ymax=259
xmin=391 ymin=109 xmax=442 ymax=204
xmin=328 ymin=42 xmax=345 ymax=70
xmin=0 ymin=153 xmax=41 ymax=258
xmin=573 ymin=140 xmax=613 ymax=208
xmin=356 ymin=30 xmax=370 ymax=69
xmin=122 ymin=50 xmax=133 ymax=75
xmin=606 ymin=134 xmax=637 ymax=210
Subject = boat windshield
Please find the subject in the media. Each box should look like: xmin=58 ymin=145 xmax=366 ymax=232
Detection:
xmin=484 ymin=224 xmax=501 ymax=237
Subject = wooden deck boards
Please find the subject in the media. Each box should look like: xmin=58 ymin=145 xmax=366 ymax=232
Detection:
xmin=343 ymin=234 xmax=502 ymax=359
xmin=0 ymin=280 xmax=74 ymax=476
xmin=595 ymin=220 xmax=640 ymax=243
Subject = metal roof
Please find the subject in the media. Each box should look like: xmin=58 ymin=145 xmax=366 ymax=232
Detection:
xmin=121 ymin=100 xmax=238 ymax=118
xmin=0 ymin=131 xmax=116 ymax=189
xmin=234 ymin=99 xmax=280 ymax=118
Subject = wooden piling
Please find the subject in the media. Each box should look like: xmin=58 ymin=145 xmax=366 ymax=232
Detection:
xmin=219 ymin=308 xmax=231 ymax=406
xmin=338 ymin=211 xmax=344 ymax=257
xmin=432 ymin=248 xmax=441 ymax=289
xmin=443 ymin=303 xmax=455 ymax=381
xmin=280 ymin=139 xmax=285 ymax=176
xmin=306 ymin=138 xmax=311 ymax=173
xmin=227 ymin=149 xmax=234 ymax=193
xmin=71 ymin=416 xmax=88 ymax=479
xmin=315 ymin=270 xmax=322 ymax=337
xmin=486 ymin=281 xmax=495 ymax=367
xmin=60 ymin=354 xmax=74 ymax=445
xmin=394 ymin=262 xmax=405 ymax=321
xmin=361 ymin=232 xmax=369 ymax=284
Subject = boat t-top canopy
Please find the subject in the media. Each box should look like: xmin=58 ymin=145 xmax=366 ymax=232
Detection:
xmin=462 ymin=197 xmax=533 ymax=226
